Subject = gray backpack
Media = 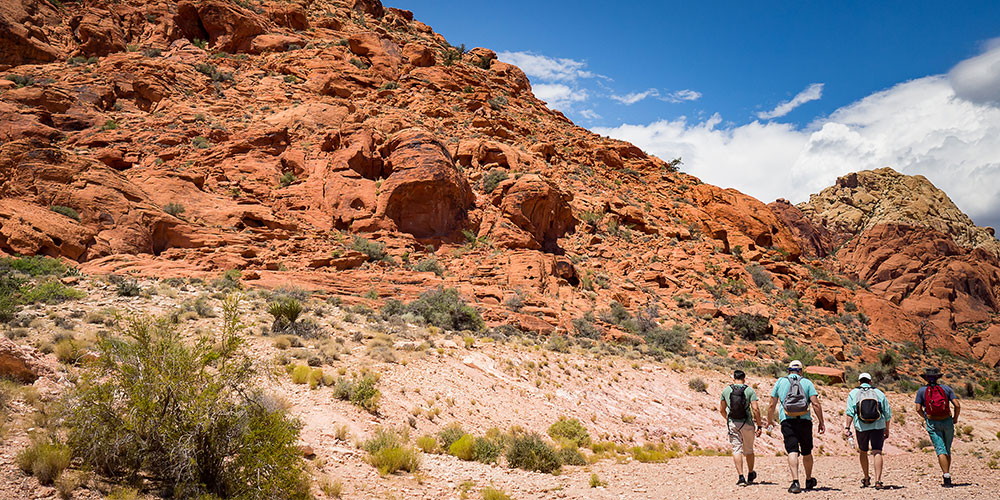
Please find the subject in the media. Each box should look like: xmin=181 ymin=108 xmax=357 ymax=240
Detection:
xmin=782 ymin=376 xmax=810 ymax=417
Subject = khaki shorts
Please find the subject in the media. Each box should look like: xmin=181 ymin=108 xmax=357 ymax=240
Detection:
xmin=728 ymin=421 xmax=755 ymax=455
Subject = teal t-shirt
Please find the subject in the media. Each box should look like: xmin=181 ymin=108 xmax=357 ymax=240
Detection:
xmin=720 ymin=384 xmax=759 ymax=424
xmin=770 ymin=374 xmax=818 ymax=421
xmin=845 ymin=383 xmax=892 ymax=431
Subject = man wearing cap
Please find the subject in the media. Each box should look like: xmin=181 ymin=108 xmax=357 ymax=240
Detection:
xmin=767 ymin=360 xmax=825 ymax=494
xmin=844 ymin=372 xmax=892 ymax=489
xmin=915 ymin=367 xmax=961 ymax=487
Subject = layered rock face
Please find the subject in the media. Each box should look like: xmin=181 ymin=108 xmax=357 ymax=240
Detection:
xmin=1 ymin=0 xmax=997 ymax=370
xmin=795 ymin=169 xmax=1000 ymax=366
xmin=799 ymin=167 xmax=1000 ymax=257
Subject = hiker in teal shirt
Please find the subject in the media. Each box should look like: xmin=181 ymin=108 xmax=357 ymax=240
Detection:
xmin=767 ymin=360 xmax=825 ymax=494
xmin=843 ymin=372 xmax=892 ymax=489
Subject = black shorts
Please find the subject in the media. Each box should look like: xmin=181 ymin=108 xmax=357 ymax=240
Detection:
xmin=856 ymin=429 xmax=885 ymax=452
xmin=780 ymin=419 xmax=814 ymax=455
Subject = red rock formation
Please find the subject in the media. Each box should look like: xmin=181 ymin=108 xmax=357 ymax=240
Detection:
xmin=768 ymin=199 xmax=833 ymax=258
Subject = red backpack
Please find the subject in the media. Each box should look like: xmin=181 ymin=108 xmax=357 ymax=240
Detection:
xmin=924 ymin=384 xmax=951 ymax=419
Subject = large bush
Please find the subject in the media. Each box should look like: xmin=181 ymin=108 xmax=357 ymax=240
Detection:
xmin=62 ymin=296 xmax=310 ymax=499
xmin=505 ymin=433 xmax=561 ymax=474
xmin=404 ymin=287 xmax=484 ymax=332
xmin=547 ymin=417 xmax=591 ymax=447
xmin=726 ymin=313 xmax=771 ymax=340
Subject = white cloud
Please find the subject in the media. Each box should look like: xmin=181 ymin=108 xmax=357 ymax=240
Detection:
xmin=611 ymin=88 xmax=660 ymax=105
xmin=578 ymin=109 xmax=601 ymax=120
xmin=665 ymin=89 xmax=702 ymax=102
xmin=949 ymin=38 xmax=1000 ymax=105
xmin=496 ymin=51 xmax=595 ymax=81
xmin=532 ymin=83 xmax=589 ymax=109
xmin=757 ymin=83 xmax=825 ymax=119
xmin=593 ymin=75 xmax=1000 ymax=232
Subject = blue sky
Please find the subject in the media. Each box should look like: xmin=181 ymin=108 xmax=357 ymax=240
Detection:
xmin=392 ymin=1 xmax=1000 ymax=231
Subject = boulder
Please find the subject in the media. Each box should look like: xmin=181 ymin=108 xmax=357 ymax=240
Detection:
xmin=173 ymin=1 xmax=269 ymax=53
xmin=0 ymin=1 xmax=61 ymax=69
xmin=804 ymin=366 xmax=844 ymax=384
xmin=403 ymin=43 xmax=434 ymax=67
xmin=375 ymin=129 xmax=474 ymax=237
xmin=496 ymin=174 xmax=576 ymax=252
xmin=768 ymin=199 xmax=834 ymax=258
xmin=0 ymin=337 xmax=50 ymax=383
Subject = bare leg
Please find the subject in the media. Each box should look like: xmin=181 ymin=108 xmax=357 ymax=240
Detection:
xmin=733 ymin=453 xmax=744 ymax=475
xmin=859 ymin=451 xmax=870 ymax=480
xmin=938 ymin=454 xmax=951 ymax=474
xmin=787 ymin=452 xmax=800 ymax=481
xmin=747 ymin=453 xmax=755 ymax=474
xmin=803 ymin=454 xmax=814 ymax=480
xmin=872 ymin=451 xmax=883 ymax=483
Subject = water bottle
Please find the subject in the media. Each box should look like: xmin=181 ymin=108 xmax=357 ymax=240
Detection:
xmin=848 ymin=433 xmax=855 ymax=450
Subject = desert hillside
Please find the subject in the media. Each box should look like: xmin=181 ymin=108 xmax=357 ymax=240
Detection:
xmin=1 ymin=0 xmax=999 ymax=499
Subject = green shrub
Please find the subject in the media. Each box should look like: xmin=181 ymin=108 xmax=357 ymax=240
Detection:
xmin=332 ymin=373 xmax=380 ymax=413
xmin=116 ymin=279 xmax=141 ymax=297
xmin=49 ymin=205 xmax=80 ymax=221
xmin=746 ymin=264 xmax=774 ymax=291
xmin=481 ymin=487 xmax=513 ymax=500
xmin=291 ymin=364 xmax=311 ymax=384
xmin=645 ymin=323 xmax=689 ymax=354
xmin=547 ymin=417 xmax=590 ymax=447
xmin=628 ymin=443 xmax=671 ymax=462
xmin=349 ymin=58 xmax=370 ymax=69
xmin=783 ymin=339 xmax=817 ymax=367
xmin=481 ymin=169 xmax=509 ymax=194
xmin=279 ymin=171 xmax=297 ymax=187
xmin=164 ymin=202 xmax=185 ymax=217
xmin=363 ymin=427 xmax=419 ymax=475
xmin=191 ymin=136 xmax=210 ymax=149
xmin=589 ymin=473 xmax=605 ymax=487
xmin=268 ymin=297 xmax=303 ymax=332
xmin=727 ymin=313 xmax=770 ymax=340
xmin=449 ymin=434 xmax=475 ymax=460
xmin=556 ymin=446 xmax=586 ymax=466
xmin=16 ymin=439 xmax=72 ymax=485
xmin=437 ymin=423 xmax=466 ymax=451
xmin=413 ymin=258 xmax=445 ymax=277
xmin=213 ymin=269 xmax=242 ymax=291
xmin=415 ymin=434 xmax=438 ymax=453
xmin=405 ymin=287 xmax=484 ymax=332
xmin=352 ymin=236 xmax=391 ymax=262
xmin=194 ymin=63 xmax=233 ymax=82
xmin=20 ymin=280 xmax=85 ymax=304
xmin=5 ymin=74 xmax=36 ymax=88
xmin=505 ymin=433 xmax=561 ymax=474
xmin=1 ymin=255 xmax=67 ymax=276
xmin=62 ymin=296 xmax=310 ymax=499
xmin=472 ymin=435 xmax=504 ymax=464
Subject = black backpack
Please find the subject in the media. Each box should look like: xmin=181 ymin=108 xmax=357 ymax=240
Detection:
xmin=856 ymin=387 xmax=882 ymax=423
xmin=728 ymin=384 xmax=750 ymax=420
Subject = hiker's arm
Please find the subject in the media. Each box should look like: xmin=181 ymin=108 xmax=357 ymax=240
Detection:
xmin=767 ymin=396 xmax=778 ymax=427
xmin=843 ymin=414 xmax=853 ymax=436
xmin=883 ymin=415 xmax=890 ymax=438
xmin=915 ymin=403 xmax=926 ymax=420
xmin=718 ymin=399 xmax=728 ymax=421
xmin=952 ymin=399 xmax=961 ymax=424
xmin=811 ymin=395 xmax=825 ymax=433
xmin=751 ymin=400 xmax=763 ymax=426
xmin=882 ymin=396 xmax=891 ymax=438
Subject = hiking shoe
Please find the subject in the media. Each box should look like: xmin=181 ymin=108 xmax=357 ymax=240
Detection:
xmin=747 ymin=471 xmax=757 ymax=485
xmin=874 ymin=481 xmax=884 ymax=490
xmin=861 ymin=477 xmax=871 ymax=488
xmin=943 ymin=476 xmax=952 ymax=487
xmin=805 ymin=477 xmax=817 ymax=490
xmin=737 ymin=475 xmax=747 ymax=486
xmin=788 ymin=480 xmax=802 ymax=494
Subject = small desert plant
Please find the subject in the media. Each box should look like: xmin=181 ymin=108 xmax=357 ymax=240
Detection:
xmin=437 ymin=423 xmax=466 ymax=451
xmin=363 ymin=427 xmax=419 ymax=475
xmin=268 ymin=297 xmax=303 ymax=332
xmin=191 ymin=136 xmax=210 ymax=149
xmin=547 ymin=416 xmax=591 ymax=447
xmin=505 ymin=433 xmax=561 ymax=474
xmin=352 ymin=236 xmax=391 ymax=262
xmin=589 ymin=473 xmax=605 ymax=487
xmin=332 ymin=373 xmax=380 ymax=413
xmin=413 ymin=258 xmax=445 ymax=277
xmin=194 ymin=63 xmax=233 ymax=82
xmin=49 ymin=205 xmax=80 ymax=221
xmin=405 ymin=287 xmax=484 ymax=332
xmin=481 ymin=487 xmax=513 ymax=500
xmin=449 ymin=434 xmax=475 ymax=460
xmin=727 ymin=313 xmax=770 ymax=340
xmin=100 ymin=119 xmax=119 ymax=131
xmin=481 ymin=169 xmax=509 ymax=194
xmin=16 ymin=439 xmax=72 ymax=485
xmin=415 ymin=434 xmax=438 ymax=453
xmin=279 ymin=171 xmax=297 ymax=187
xmin=688 ymin=377 xmax=708 ymax=393
xmin=116 ymin=279 xmax=141 ymax=297
xmin=746 ymin=263 xmax=774 ymax=291
xmin=164 ymin=202 xmax=185 ymax=217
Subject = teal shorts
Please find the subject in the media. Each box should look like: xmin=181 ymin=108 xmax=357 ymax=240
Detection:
xmin=925 ymin=418 xmax=954 ymax=455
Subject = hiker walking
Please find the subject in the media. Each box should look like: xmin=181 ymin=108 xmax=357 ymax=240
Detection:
xmin=915 ymin=367 xmax=961 ymax=487
xmin=719 ymin=369 xmax=763 ymax=486
xmin=766 ymin=360 xmax=825 ymax=494
xmin=844 ymin=372 xmax=892 ymax=489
